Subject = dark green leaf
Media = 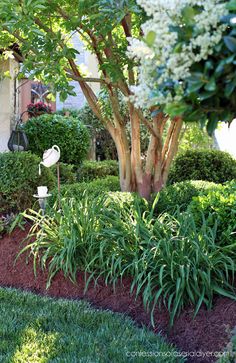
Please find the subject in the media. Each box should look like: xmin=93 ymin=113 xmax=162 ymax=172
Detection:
xmin=198 ymin=91 xmax=216 ymax=101
xmin=187 ymin=81 xmax=204 ymax=93
xmin=224 ymin=36 xmax=236 ymax=53
xmin=165 ymin=102 xmax=190 ymax=117
xmin=226 ymin=0 xmax=236 ymax=11
xmin=206 ymin=115 xmax=219 ymax=135
xmin=204 ymin=77 xmax=216 ymax=92
xmin=225 ymin=81 xmax=236 ymax=97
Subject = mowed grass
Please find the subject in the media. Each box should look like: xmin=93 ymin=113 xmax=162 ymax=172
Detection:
xmin=0 ymin=288 xmax=184 ymax=363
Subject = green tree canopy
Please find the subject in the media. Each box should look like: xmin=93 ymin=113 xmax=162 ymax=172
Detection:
xmin=0 ymin=0 xmax=228 ymax=198
xmin=128 ymin=0 xmax=236 ymax=134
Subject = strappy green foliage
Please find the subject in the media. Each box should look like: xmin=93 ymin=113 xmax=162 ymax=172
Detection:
xmin=19 ymin=192 xmax=236 ymax=326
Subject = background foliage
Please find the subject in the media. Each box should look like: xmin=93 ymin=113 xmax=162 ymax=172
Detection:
xmin=77 ymin=160 xmax=118 ymax=182
xmin=178 ymin=123 xmax=213 ymax=153
xmin=51 ymin=162 xmax=77 ymax=184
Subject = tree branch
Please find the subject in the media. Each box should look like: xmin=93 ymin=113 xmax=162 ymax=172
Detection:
xmin=33 ymin=17 xmax=108 ymax=122
xmin=137 ymin=110 xmax=162 ymax=141
xmin=162 ymin=117 xmax=183 ymax=184
xmin=161 ymin=119 xmax=175 ymax=161
xmin=65 ymin=72 xmax=106 ymax=84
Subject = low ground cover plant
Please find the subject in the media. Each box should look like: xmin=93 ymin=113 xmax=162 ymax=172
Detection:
xmin=20 ymin=188 xmax=236 ymax=326
xmin=0 ymin=214 xmax=16 ymax=238
xmin=168 ymin=150 xmax=236 ymax=184
xmin=0 ymin=287 xmax=183 ymax=363
xmin=218 ymin=326 xmax=236 ymax=363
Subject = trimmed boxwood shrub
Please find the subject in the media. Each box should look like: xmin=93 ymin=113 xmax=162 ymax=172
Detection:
xmin=155 ymin=180 xmax=218 ymax=214
xmin=77 ymin=160 xmax=118 ymax=182
xmin=50 ymin=176 xmax=120 ymax=206
xmin=56 ymin=106 xmax=118 ymax=161
xmin=0 ymin=152 xmax=56 ymax=213
xmin=168 ymin=149 xmax=236 ymax=184
xmin=22 ymin=114 xmax=90 ymax=165
xmin=189 ymin=180 xmax=236 ymax=245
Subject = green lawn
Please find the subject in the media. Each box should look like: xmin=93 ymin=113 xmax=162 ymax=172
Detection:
xmin=0 ymin=288 xmax=183 ymax=363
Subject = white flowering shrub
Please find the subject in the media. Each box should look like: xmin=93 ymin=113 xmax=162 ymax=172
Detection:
xmin=128 ymin=0 xmax=228 ymax=110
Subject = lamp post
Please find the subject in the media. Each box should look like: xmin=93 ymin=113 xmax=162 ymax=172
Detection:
xmin=33 ymin=193 xmax=51 ymax=215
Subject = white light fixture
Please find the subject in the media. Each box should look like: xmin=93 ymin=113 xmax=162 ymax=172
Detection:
xmin=33 ymin=186 xmax=52 ymax=215
xmin=34 ymin=145 xmax=61 ymax=213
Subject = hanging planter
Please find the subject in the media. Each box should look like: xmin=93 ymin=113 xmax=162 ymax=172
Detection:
xmin=27 ymin=102 xmax=52 ymax=118
xmin=8 ymin=112 xmax=29 ymax=152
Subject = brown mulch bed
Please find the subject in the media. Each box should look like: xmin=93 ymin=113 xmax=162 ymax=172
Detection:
xmin=0 ymin=227 xmax=235 ymax=363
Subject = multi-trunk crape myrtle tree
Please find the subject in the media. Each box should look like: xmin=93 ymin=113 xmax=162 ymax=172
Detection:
xmin=0 ymin=0 xmax=232 ymax=198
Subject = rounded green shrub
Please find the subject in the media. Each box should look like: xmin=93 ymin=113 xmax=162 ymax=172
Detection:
xmin=56 ymin=106 xmax=118 ymax=160
xmin=0 ymin=152 xmax=56 ymax=213
xmin=155 ymin=180 xmax=218 ymax=214
xmin=168 ymin=149 xmax=236 ymax=184
xmin=189 ymin=180 xmax=236 ymax=245
xmin=22 ymin=114 xmax=90 ymax=165
xmin=77 ymin=160 xmax=118 ymax=182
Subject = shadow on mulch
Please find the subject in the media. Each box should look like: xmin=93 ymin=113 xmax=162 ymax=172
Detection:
xmin=0 ymin=227 xmax=235 ymax=363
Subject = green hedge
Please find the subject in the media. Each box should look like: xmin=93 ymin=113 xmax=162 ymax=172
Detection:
xmin=77 ymin=160 xmax=119 ymax=182
xmin=189 ymin=180 xmax=236 ymax=245
xmin=50 ymin=176 xmax=120 ymax=206
xmin=51 ymin=163 xmax=77 ymax=184
xmin=22 ymin=114 xmax=90 ymax=165
xmin=155 ymin=180 xmax=218 ymax=214
xmin=0 ymin=152 xmax=56 ymax=213
xmin=168 ymin=149 xmax=236 ymax=184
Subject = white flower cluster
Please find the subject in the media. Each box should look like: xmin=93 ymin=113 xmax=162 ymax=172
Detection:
xmin=128 ymin=0 xmax=228 ymax=109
